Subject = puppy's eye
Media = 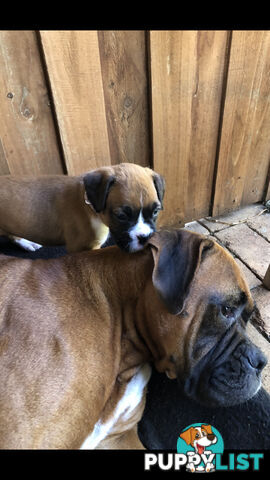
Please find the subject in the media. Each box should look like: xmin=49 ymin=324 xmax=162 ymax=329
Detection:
xmin=114 ymin=211 xmax=127 ymax=221
xmin=221 ymin=305 xmax=236 ymax=319
xmin=114 ymin=206 xmax=133 ymax=221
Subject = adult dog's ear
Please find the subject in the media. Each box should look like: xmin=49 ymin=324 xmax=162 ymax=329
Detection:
xmin=148 ymin=230 xmax=214 ymax=315
xmin=83 ymin=168 xmax=115 ymax=213
xmin=152 ymin=172 xmax=165 ymax=208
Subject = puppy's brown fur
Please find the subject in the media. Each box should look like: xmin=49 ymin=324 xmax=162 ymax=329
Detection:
xmin=0 ymin=163 xmax=164 ymax=252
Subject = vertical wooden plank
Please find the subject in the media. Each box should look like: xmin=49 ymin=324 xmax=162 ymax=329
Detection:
xmin=0 ymin=139 xmax=10 ymax=175
xmin=40 ymin=31 xmax=110 ymax=175
xmin=213 ymin=31 xmax=270 ymax=216
xmin=150 ymin=31 xmax=228 ymax=227
xmin=98 ymin=31 xmax=150 ymax=166
xmin=266 ymin=180 xmax=270 ymax=201
xmin=0 ymin=31 xmax=63 ymax=175
xmin=263 ymin=264 xmax=270 ymax=290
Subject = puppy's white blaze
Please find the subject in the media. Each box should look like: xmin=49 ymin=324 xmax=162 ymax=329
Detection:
xmin=80 ymin=364 xmax=152 ymax=449
xmin=128 ymin=211 xmax=153 ymax=252
xmin=129 ymin=211 xmax=152 ymax=239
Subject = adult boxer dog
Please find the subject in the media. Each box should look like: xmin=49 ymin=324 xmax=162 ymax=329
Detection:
xmin=0 ymin=163 xmax=164 ymax=253
xmin=0 ymin=229 xmax=266 ymax=449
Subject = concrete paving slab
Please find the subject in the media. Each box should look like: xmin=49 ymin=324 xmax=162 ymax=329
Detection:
xmin=183 ymin=221 xmax=210 ymax=235
xmin=200 ymin=204 xmax=266 ymax=233
xmin=247 ymin=212 xmax=270 ymax=242
xmin=210 ymin=236 xmax=261 ymax=290
xmin=215 ymin=224 xmax=270 ymax=280
xmin=234 ymin=258 xmax=262 ymax=290
xmin=184 ymin=225 xmax=262 ymax=290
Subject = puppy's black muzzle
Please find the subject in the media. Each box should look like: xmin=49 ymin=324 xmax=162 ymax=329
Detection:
xmin=182 ymin=324 xmax=267 ymax=407
xmin=109 ymin=227 xmax=155 ymax=253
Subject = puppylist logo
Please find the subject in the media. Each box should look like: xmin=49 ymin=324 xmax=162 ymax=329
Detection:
xmin=144 ymin=423 xmax=264 ymax=473
xmin=177 ymin=423 xmax=222 ymax=472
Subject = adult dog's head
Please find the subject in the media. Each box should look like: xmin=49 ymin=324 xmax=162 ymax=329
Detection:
xmin=144 ymin=229 xmax=267 ymax=407
xmin=83 ymin=163 xmax=165 ymax=252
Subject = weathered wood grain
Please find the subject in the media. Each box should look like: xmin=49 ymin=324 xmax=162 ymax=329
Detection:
xmin=0 ymin=31 xmax=63 ymax=175
xmin=1 ymin=29 xmax=269 ymax=221
xmin=213 ymin=31 xmax=270 ymax=216
xmin=266 ymin=179 xmax=270 ymax=201
xmin=40 ymin=31 xmax=110 ymax=175
xmin=263 ymin=264 xmax=270 ymax=290
xmin=98 ymin=31 xmax=150 ymax=166
xmin=150 ymin=30 xmax=228 ymax=227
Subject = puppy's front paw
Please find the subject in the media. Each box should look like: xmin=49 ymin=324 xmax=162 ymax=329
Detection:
xmin=11 ymin=236 xmax=42 ymax=252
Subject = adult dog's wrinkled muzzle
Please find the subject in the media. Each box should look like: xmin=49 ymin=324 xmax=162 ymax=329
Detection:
xmin=182 ymin=322 xmax=267 ymax=407
xmin=146 ymin=229 xmax=267 ymax=408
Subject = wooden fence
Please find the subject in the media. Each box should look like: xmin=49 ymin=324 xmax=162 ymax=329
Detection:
xmin=0 ymin=30 xmax=269 ymax=227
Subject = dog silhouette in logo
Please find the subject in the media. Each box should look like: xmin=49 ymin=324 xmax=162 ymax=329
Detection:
xmin=180 ymin=424 xmax=217 ymax=472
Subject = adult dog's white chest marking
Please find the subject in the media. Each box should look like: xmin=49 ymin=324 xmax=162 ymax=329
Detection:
xmin=80 ymin=364 xmax=151 ymax=449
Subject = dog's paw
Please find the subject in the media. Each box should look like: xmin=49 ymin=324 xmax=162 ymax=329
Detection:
xmin=24 ymin=240 xmax=42 ymax=252
xmin=11 ymin=236 xmax=42 ymax=252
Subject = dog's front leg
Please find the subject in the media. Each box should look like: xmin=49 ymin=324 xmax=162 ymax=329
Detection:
xmin=96 ymin=427 xmax=145 ymax=450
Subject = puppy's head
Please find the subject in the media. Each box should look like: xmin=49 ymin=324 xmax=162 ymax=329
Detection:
xmin=83 ymin=163 xmax=165 ymax=252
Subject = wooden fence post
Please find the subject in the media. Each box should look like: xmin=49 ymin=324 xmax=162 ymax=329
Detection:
xmin=263 ymin=264 xmax=270 ymax=290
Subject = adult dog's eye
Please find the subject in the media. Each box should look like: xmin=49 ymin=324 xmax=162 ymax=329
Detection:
xmin=221 ymin=305 xmax=236 ymax=319
xmin=152 ymin=205 xmax=161 ymax=218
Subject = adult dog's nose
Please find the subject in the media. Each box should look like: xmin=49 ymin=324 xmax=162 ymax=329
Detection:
xmin=247 ymin=349 xmax=267 ymax=372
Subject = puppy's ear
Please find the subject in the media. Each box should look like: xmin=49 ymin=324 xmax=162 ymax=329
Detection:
xmin=83 ymin=168 xmax=115 ymax=213
xmin=148 ymin=230 xmax=214 ymax=315
xmin=152 ymin=172 xmax=165 ymax=208
xmin=180 ymin=427 xmax=195 ymax=446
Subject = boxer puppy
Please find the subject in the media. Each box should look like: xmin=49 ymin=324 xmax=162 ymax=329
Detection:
xmin=0 ymin=230 xmax=266 ymax=449
xmin=0 ymin=163 xmax=164 ymax=253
